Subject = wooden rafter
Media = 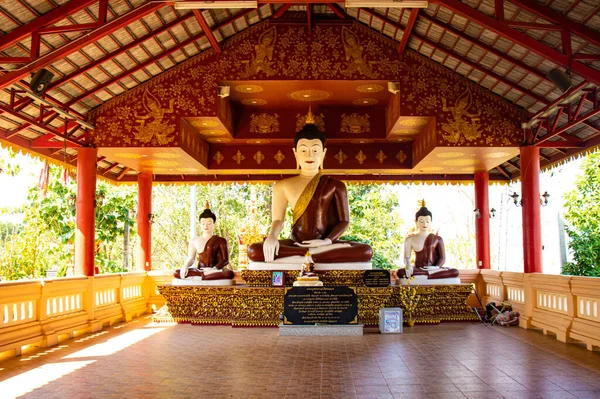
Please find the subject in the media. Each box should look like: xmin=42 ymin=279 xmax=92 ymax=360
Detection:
xmin=193 ymin=10 xmax=222 ymax=54
xmin=398 ymin=8 xmax=418 ymax=57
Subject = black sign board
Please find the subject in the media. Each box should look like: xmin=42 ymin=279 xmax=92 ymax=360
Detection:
xmin=283 ymin=286 xmax=358 ymax=325
xmin=363 ymin=269 xmax=391 ymax=287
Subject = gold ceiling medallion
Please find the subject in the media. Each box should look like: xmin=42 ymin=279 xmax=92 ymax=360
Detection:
xmin=420 ymin=166 xmax=444 ymax=172
xmin=397 ymin=118 xmax=429 ymax=127
xmin=191 ymin=120 xmax=220 ymax=128
xmin=141 ymin=160 xmax=178 ymax=167
xmin=334 ymin=149 xmax=347 ymax=164
xmin=253 ymin=151 xmax=265 ymax=165
xmin=246 ymin=139 xmax=271 ymax=144
xmin=437 ymin=152 xmax=464 ymax=158
xmin=375 ymin=150 xmax=387 ymax=164
xmin=350 ymin=139 xmax=374 ymax=144
xmin=340 ymin=113 xmax=370 ymax=134
xmin=114 ymin=152 xmax=143 ymax=159
xmin=213 ymin=151 xmax=224 ymax=165
xmin=295 ymin=112 xmax=325 ymax=132
xmin=177 ymin=167 xmax=201 ymax=173
xmin=396 ymin=150 xmax=407 ymax=164
xmin=353 ymin=98 xmax=379 ymax=106
xmin=355 ymin=150 xmax=367 ymax=165
xmin=154 ymin=153 xmax=181 ymax=159
xmin=233 ymin=150 xmax=246 ymax=165
xmin=274 ymin=150 xmax=285 ymax=164
xmin=289 ymin=89 xmax=331 ymax=102
xmin=485 ymin=152 xmax=511 ymax=159
xmin=250 ymin=113 xmax=280 ymax=134
xmin=235 ymin=84 xmax=264 ymax=94
xmin=242 ymin=98 xmax=268 ymax=106
xmin=441 ymin=88 xmax=482 ymax=144
xmin=443 ymin=158 xmax=480 ymax=166
xmin=356 ymin=84 xmax=384 ymax=93
xmin=208 ymin=137 xmax=231 ymax=143
xmin=202 ymin=130 xmax=227 ymax=137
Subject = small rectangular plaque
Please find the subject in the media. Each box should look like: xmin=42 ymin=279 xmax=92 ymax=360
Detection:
xmin=379 ymin=308 xmax=403 ymax=334
xmin=284 ymin=286 xmax=358 ymax=325
xmin=271 ymin=271 xmax=284 ymax=287
xmin=363 ymin=269 xmax=391 ymax=287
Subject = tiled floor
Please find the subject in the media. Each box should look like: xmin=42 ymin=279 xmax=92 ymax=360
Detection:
xmin=1 ymin=318 xmax=599 ymax=399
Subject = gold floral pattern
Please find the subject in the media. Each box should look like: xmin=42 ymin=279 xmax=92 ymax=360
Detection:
xmin=375 ymin=150 xmax=387 ymax=164
xmin=274 ymin=150 xmax=285 ymax=164
xmin=213 ymin=151 xmax=224 ymax=165
xmin=250 ymin=113 xmax=280 ymax=134
xmin=253 ymin=151 xmax=265 ymax=165
xmin=334 ymin=149 xmax=347 ymax=164
xmin=396 ymin=150 xmax=407 ymax=164
xmin=233 ymin=150 xmax=246 ymax=165
xmin=355 ymin=150 xmax=367 ymax=164
xmin=341 ymin=113 xmax=370 ymax=134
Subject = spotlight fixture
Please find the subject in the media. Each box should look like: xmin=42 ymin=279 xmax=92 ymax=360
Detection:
xmin=174 ymin=1 xmax=257 ymax=10
xmin=218 ymin=85 xmax=230 ymax=98
xmin=346 ymin=0 xmax=428 ymax=8
xmin=547 ymin=68 xmax=572 ymax=93
xmin=29 ymin=68 xmax=54 ymax=94
xmin=388 ymin=81 xmax=400 ymax=94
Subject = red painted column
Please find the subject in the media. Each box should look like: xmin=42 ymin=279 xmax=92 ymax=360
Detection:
xmin=74 ymin=147 xmax=98 ymax=276
xmin=521 ymin=146 xmax=543 ymax=273
xmin=136 ymin=173 xmax=152 ymax=271
xmin=474 ymin=171 xmax=491 ymax=269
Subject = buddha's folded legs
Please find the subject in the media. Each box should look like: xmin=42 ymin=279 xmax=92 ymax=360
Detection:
xmin=397 ymin=267 xmax=459 ymax=279
xmin=173 ymin=268 xmax=234 ymax=280
xmin=247 ymin=239 xmax=373 ymax=263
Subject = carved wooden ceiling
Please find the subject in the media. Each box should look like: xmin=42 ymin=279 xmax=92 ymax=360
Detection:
xmin=0 ymin=0 xmax=598 ymax=183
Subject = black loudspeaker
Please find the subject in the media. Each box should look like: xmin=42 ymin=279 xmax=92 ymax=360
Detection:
xmin=29 ymin=68 xmax=55 ymax=94
xmin=547 ymin=68 xmax=572 ymax=93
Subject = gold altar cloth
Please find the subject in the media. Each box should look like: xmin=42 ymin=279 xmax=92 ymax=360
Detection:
xmin=156 ymin=284 xmax=477 ymax=326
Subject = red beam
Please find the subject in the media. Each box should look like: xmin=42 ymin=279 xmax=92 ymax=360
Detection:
xmin=0 ymin=0 xmax=98 ymax=51
xmin=0 ymin=57 xmax=31 ymax=63
xmin=537 ymin=106 xmax=600 ymax=145
xmin=574 ymin=54 xmax=600 ymax=61
xmin=327 ymin=3 xmax=346 ymax=19
xmin=37 ymin=23 xmax=97 ymax=34
xmin=509 ymin=0 xmax=600 ymax=48
xmin=398 ymin=8 xmax=419 ymax=57
xmin=117 ymin=167 xmax=130 ymax=180
xmin=0 ymin=3 xmax=165 ymax=91
xmin=273 ymin=4 xmax=292 ymax=18
xmin=307 ymin=3 xmax=312 ymax=31
xmin=102 ymin=162 xmax=119 ymax=175
xmin=193 ymin=10 xmax=221 ymax=54
xmin=434 ymin=0 xmax=600 ymax=86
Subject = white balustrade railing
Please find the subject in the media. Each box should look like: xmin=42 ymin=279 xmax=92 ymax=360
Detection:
xmin=507 ymin=287 xmax=525 ymax=304
xmin=122 ymin=285 xmax=142 ymax=301
xmin=95 ymin=289 xmax=117 ymax=307
xmin=45 ymin=293 xmax=83 ymax=317
xmin=537 ymin=291 xmax=569 ymax=314
xmin=486 ymin=283 xmax=502 ymax=299
xmin=577 ymin=297 xmax=599 ymax=322
xmin=1 ymin=300 xmax=35 ymax=328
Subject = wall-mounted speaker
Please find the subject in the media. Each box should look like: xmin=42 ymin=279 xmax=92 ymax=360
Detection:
xmin=29 ymin=69 xmax=55 ymax=94
xmin=547 ymin=68 xmax=572 ymax=93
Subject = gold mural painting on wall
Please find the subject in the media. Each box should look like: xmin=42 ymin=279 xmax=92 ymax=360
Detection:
xmin=295 ymin=113 xmax=325 ymax=132
xmin=240 ymin=26 xmax=277 ymax=78
xmin=441 ymin=88 xmax=482 ymax=145
xmin=250 ymin=113 xmax=280 ymax=134
xmin=396 ymin=150 xmax=407 ymax=164
xmin=253 ymin=151 xmax=265 ymax=165
xmin=213 ymin=151 xmax=224 ymax=165
xmin=355 ymin=150 xmax=367 ymax=165
xmin=134 ymin=89 xmax=176 ymax=145
xmin=233 ymin=150 xmax=246 ymax=165
xmin=340 ymin=113 xmax=370 ymax=134
xmin=376 ymin=150 xmax=387 ymax=164
xmin=342 ymin=27 xmax=375 ymax=78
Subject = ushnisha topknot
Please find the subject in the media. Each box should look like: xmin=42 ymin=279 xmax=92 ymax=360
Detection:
xmin=415 ymin=206 xmax=433 ymax=221
xmin=294 ymin=107 xmax=326 ymax=148
xmin=199 ymin=200 xmax=216 ymax=222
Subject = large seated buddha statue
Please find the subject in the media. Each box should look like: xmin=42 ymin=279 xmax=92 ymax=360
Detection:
xmin=173 ymin=203 xmax=235 ymax=286
xmin=397 ymin=206 xmax=460 ymax=285
xmin=247 ymin=112 xmax=373 ymax=270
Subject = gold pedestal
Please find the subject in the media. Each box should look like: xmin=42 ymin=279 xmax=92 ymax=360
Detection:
xmin=155 ymin=284 xmax=477 ymax=326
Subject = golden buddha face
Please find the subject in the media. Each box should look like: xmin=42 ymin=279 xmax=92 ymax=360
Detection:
xmin=416 ymin=215 xmax=431 ymax=233
xmin=200 ymin=217 xmax=215 ymax=236
xmin=293 ymin=138 xmax=326 ymax=174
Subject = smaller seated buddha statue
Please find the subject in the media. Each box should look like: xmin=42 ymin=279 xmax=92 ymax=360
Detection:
xmin=397 ymin=206 xmax=460 ymax=283
xmin=173 ymin=203 xmax=235 ymax=284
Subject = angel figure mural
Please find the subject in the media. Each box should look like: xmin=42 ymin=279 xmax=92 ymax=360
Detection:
xmin=241 ymin=26 xmax=277 ymax=78
xmin=134 ymin=89 xmax=175 ymax=145
xmin=441 ymin=88 xmax=482 ymax=144
xmin=342 ymin=27 xmax=375 ymax=78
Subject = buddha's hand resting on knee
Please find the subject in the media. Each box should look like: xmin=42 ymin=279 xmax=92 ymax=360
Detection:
xmin=179 ymin=266 xmax=189 ymax=279
xmin=294 ymin=238 xmax=332 ymax=248
xmin=263 ymin=236 xmax=280 ymax=263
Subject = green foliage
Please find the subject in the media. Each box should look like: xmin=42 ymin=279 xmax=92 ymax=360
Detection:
xmin=0 ymin=165 xmax=136 ymax=280
xmin=562 ymin=152 xmax=600 ymax=277
xmin=0 ymin=148 xmax=21 ymax=176
xmin=343 ymin=184 xmax=404 ymax=270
